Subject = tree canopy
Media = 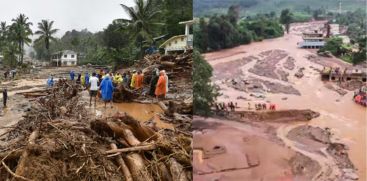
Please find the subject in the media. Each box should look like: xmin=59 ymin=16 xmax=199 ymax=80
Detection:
xmin=193 ymin=49 xmax=218 ymax=116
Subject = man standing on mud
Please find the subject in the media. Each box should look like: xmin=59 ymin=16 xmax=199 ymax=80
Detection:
xmin=70 ymin=70 xmax=75 ymax=81
xmin=100 ymin=73 xmax=114 ymax=108
xmin=89 ymin=73 xmax=99 ymax=107
xmin=3 ymin=88 xmax=8 ymax=108
xmin=155 ymin=71 xmax=167 ymax=100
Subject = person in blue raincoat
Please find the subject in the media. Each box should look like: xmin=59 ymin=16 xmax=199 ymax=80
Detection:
xmin=70 ymin=70 xmax=75 ymax=80
xmin=99 ymin=73 xmax=114 ymax=108
xmin=47 ymin=75 xmax=54 ymax=87
xmin=85 ymin=72 xmax=90 ymax=89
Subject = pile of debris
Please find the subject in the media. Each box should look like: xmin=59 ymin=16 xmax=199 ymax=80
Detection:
xmin=113 ymin=51 xmax=193 ymax=115
xmin=0 ymin=80 xmax=192 ymax=181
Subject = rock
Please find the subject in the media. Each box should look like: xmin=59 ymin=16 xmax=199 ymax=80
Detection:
xmin=282 ymin=97 xmax=288 ymax=100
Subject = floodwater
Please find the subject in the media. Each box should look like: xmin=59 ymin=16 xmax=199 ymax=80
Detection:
xmin=81 ymin=91 xmax=173 ymax=129
xmin=204 ymin=21 xmax=366 ymax=180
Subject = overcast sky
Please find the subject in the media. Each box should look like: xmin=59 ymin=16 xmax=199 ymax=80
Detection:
xmin=0 ymin=0 xmax=134 ymax=38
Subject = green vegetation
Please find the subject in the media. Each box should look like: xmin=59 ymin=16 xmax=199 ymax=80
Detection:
xmin=10 ymin=14 xmax=33 ymax=64
xmin=194 ymin=6 xmax=284 ymax=52
xmin=34 ymin=20 xmax=58 ymax=60
xmin=317 ymin=8 xmax=366 ymax=65
xmin=194 ymin=0 xmax=365 ymax=17
xmin=319 ymin=36 xmax=366 ymax=65
xmin=334 ymin=8 xmax=366 ymax=42
xmin=193 ymin=49 xmax=218 ymax=116
xmin=1 ymin=0 xmax=193 ymax=68
xmin=280 ymin=9 xmax=293 ymax=33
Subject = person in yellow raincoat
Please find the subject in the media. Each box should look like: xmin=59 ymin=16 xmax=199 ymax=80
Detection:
xmin=130 ymin=70 xmax=137 ymax=89
xmin=155 ymin=71 xmax=167 ymax=99
xmin=81 ymin=73 xmax=85 ymax=86
xmin=114 ymin=72 xmax=123 ymax=84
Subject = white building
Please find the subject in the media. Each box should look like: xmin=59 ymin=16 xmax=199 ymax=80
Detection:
xmin=160 ymin=20 xmax=195 ymax=55
xmin=51 ymin=50 xmax=77 ymax=66
xmin=298 ymin=32 xmax=325 ymax=49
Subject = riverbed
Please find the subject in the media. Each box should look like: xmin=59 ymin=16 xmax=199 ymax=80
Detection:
xmin=202 ymin=21 xmax=366 ymax=180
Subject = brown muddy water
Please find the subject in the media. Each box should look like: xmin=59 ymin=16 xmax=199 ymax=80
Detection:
xmin=204 ymin=21 xmax=366 ymax=180
xmin=81 ymin=91 xmax=173 ymax=129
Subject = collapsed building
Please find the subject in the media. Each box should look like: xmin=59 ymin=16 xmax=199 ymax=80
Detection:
xmin=321 ymin=67 xmax=367 ymax=82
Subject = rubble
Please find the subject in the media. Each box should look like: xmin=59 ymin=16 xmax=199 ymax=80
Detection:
xmin=0 ymin=80 xmax=192 ymax=180
xmin=295 ymin=67 xmax=305 ymax=78
xmin=113 ymin=51 xmax=193 ymax=114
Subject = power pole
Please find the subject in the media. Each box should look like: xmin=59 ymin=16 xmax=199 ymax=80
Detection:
xmin=339 ymin=0 xmax=342 ymax=14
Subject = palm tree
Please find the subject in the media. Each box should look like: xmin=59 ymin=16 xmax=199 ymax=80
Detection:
xmin=35 ymin=20 xmax=59 ymax=60
xmin=118 ymin=0 xmax=162 ymax=57
xmin=10 ymin=14 xmax=33 ymax=64
xmin=0 ymin=22 xmax=8 ymax=52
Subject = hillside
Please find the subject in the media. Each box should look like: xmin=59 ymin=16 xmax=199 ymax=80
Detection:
xmin=194 ymin=0 xmax=366 ymax=17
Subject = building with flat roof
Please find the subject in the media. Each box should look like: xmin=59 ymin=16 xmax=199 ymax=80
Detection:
xmin=51 ymin=50 xmax=77 ymax=66
xmin=160 ymin=20 xmax=195 ymax=55
xmin=298 ymin=31 xmax=325 ymax=49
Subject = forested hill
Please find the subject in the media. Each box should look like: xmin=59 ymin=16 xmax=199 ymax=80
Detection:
xmin=194 ymin=0 xmax=366 ymax=17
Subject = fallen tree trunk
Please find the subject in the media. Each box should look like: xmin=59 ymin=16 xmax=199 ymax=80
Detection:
xmin=160 ymin=61 xmax=176 ymax=67
xmin=110 ymin=144 xmax=133 ymax=181
xmin=168 ymin=158 xmax=189 ymax=181
xmin=13 ymin=130 xmax=39 ymax=179
xmin=158 ymin=162 xmax=173 ymax=181
xmin=106 ymin=144 xmax=156 ymax=154
xmin=125 ymin=153 xmax=153 ymax=181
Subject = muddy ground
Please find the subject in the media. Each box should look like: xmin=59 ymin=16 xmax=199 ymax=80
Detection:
xmin=196 ymin=20 xmax=366 ymax=180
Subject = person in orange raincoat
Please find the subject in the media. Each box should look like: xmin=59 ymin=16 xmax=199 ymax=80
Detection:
xmin=134 ymin=70 xmax=144 ymax=90
xmin=155 ymin=71 xmax=167 ymax=99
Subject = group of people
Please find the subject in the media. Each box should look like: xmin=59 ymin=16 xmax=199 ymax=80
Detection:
xmin=214 ymin=102 xmax=237 ymax=112
xmin=249 ymin=102 xmax=277 ymax=111
xmin=3 ymin=69 xmax=17 ymax=80
xmin=66 ymin=68 xmax=169 ymax=108
xmin=214 ymin=101 xmax=278 ymax=112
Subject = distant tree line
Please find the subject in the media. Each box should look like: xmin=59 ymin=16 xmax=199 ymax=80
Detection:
xmin=194 ymin=6 xmax=290 ymax=52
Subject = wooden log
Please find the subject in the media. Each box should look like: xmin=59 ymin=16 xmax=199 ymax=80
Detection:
xmin=14 ymin=130 xmax=39 ymax=178
xmin=158 ymin=101 xmax=168 ymax=112
xmin=160 ymin=61 xmax=176 ymax=67
xmin=125 ymin=153 xmax=153 ymax=181
xmin=158 ymin=162 xmax=173 ymax=181
xmin=106 ymin=122 xmax=140 ymax=146
xmin=110 ymin=144 xmax=133 ymax=181
xmin=118 ymin=116 xmax=157 ymax=141
xmin=168 ymin=158 xmax=189 ymax=181
xmin=106 ymin=144 xmax=156 ymax=154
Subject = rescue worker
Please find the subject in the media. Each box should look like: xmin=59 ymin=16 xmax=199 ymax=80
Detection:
xmin=70 ymin=70 xmax=75 ymax=80
xmin=100 ymin=73 xmax=114 ymax=108
xmin=155 ymin=71 xmax=167 ymax=99
xmin=130 ymin=70 xmax=137 ymax=89
xmin=135 ymin=70 xmax=144 ymax=90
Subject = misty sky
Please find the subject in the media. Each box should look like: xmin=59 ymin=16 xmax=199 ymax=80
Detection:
xmin=0 ymin=0 xmax=134 ymax=38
